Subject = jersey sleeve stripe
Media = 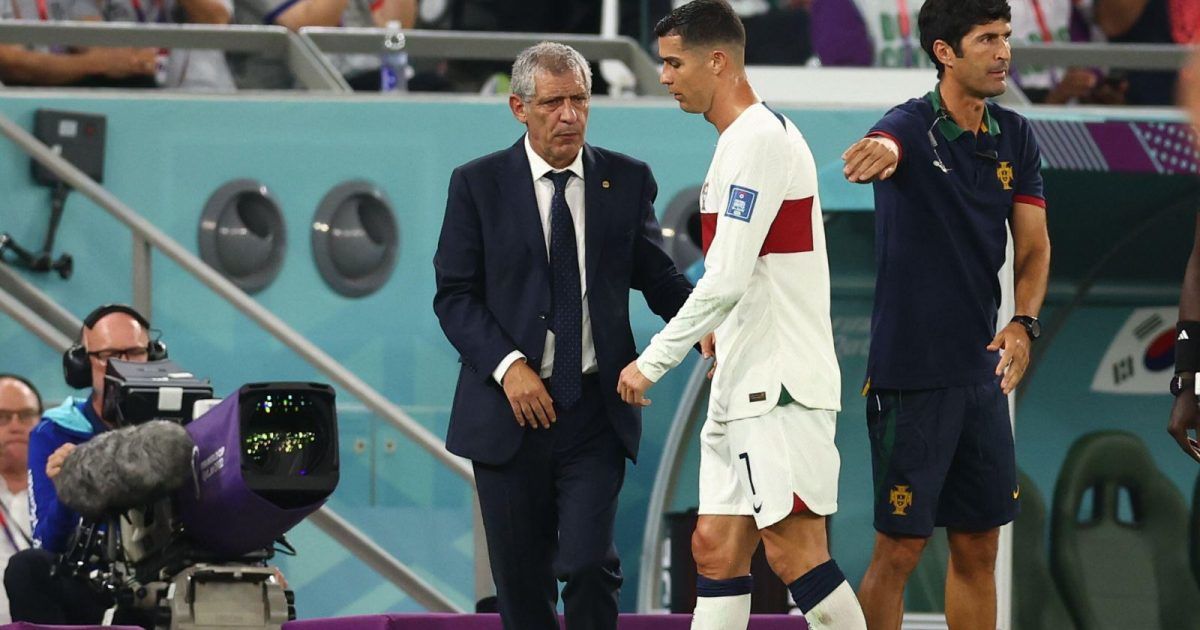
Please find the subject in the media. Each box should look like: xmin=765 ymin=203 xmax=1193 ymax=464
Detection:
xmin=1013 ymin=194 xmax=1046 ymax=209
xmin=699 ymin=197 xmax=815 ymax=257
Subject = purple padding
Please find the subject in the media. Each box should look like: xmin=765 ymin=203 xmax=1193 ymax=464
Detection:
xmin=0 ymin=625 xmax=143 ymax=630
xmin=284 ymin=614 xmax=807 ymax=629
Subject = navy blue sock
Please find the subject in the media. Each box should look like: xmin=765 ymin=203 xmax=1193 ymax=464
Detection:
xmin=787 ymin=559 xmax=845 ymax=614
xmin=696 ymin=574 xmax=754 ymax=598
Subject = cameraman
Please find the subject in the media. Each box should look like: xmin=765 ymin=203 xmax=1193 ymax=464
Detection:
xmin=5 ymin=304 xmax=157 ymax=624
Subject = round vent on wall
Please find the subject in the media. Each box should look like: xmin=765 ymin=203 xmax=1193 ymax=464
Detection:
xmin=198 ymin=179 xmax=286 ymax=294
xmin=661 ymin=185 xmax=704 ymax=273
xmin=311 ymin=181 xmax=399 ymax=298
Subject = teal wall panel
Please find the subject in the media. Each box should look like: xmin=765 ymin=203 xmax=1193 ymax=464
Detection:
xmin=0 ymin=93 xmax=1196 ymax=618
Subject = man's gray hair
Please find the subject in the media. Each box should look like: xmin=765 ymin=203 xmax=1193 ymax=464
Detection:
xmin=511 ymin=42 xmax=593 ymax=102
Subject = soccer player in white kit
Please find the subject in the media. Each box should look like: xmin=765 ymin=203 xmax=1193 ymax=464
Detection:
xmin=617 ymin=2 xmax=867 ymax=629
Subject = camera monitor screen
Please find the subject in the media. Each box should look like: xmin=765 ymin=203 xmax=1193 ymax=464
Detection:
xmin=237 ymin=382 xmax=338 ymax=508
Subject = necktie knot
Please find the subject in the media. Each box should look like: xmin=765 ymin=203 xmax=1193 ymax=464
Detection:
xmin=546 ymin=170 xmax=573 ymax=194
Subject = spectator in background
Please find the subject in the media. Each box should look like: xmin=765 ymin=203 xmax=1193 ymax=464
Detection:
xmin=1091 ymin=0 xmax=1181 ymax=105
xmin=0 ymin=0 xmax=158 ymax=86
xmin=229 ymin=0 xmax=415 ymax=89
xmin=0 ymin=375 xmax=37 ymax=625
xmin=94 ymin=0 xmax=238 ymax=91
xmin=810 ymin=0 xmax=930 ymax=68
xmin=1009 ymin=0 xmax=1129 ymax=104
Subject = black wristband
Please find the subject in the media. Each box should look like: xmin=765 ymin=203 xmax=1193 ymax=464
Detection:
xmin=1176 ymin=321 xmax=1200 ymax=373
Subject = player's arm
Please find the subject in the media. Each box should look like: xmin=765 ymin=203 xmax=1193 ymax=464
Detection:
xmin=987 ymin=202 xmax=1049 ymax=394
xmin=629 ymin=131 xmax=789 ymax=387
xmin=1168 ymin=214 xmax=1200 ymax=462
xmin=842 ymin=135 xmax=899 ymax=183
xmin=843 ymin=107 xmax=914 ymax=183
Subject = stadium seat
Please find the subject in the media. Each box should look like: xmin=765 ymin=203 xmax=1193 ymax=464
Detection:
xmin=1051 ymin=431 xmax=1200 ymax=630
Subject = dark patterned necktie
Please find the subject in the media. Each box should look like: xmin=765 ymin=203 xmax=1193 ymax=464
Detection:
xmin=546 ymin=170 xmax=582 ymax=409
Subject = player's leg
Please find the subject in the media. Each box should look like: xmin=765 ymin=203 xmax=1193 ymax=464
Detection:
xmin=690 ymin=418 xmax=760 ymax=630
xmin=857 ymin=532 xmax=928 ymax=630
xmin=935 ymin=382 xmax=1018 ymax=629
xmin=690 ymin=514 xmax=761 ymax=630
xmin=858 ymin=387 xmax=961 ymax=630
xmin=760 ymin=513 xmax=865 ymax=629
xmin=732 ymin=404 xmax=865 ymax=629
xmin=944 ymin=528 xmax=999 ymax=630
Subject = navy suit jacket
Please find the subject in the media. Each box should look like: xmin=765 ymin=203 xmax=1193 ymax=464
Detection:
xmin=433 ymin=139 xmax=692 ymax=465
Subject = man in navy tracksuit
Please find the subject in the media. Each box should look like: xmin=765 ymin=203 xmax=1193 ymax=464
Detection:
xmin=6 ymin=304 xmax=158 ymax=624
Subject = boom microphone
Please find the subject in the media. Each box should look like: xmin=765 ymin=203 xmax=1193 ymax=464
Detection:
xmin=56 ymin=420 xmax=195 ymax=521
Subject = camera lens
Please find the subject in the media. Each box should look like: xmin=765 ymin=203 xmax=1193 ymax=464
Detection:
xmin=241 ymin=393 xmax=325 ymax=477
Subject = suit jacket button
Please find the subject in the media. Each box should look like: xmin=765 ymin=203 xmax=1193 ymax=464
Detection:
xmin=538 ymin=313 xmax=547 ymax=320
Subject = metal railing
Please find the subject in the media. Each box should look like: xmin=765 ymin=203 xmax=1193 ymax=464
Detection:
xmin=1010 ymin=42 xmax=1197 ymax=72
xmin=1 ymin=21 xmax=1194 ymax=98
xmin=0 ymin=20 xmax=348 ymax=91
xmin=299 ymin=27 xmax=665 ymax=96
xmin=0 ymin=109 xmax=483 ymax=612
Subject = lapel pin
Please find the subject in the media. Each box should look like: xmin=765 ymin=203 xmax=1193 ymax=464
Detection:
xmin=602 ymin=180 xmax=611 ymax=189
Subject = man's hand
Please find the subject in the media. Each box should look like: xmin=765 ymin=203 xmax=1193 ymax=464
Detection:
xmin=701 ymin=332 xmax=717 ymax=379
xmin=501 ymin=360 xmax=556 ymax=429
xmin=987 ymin=322 xmax=1031 ymax=395
xmin=46 ymin=442 xmax=76 ymax=481
xmin=83 ymin=47 xmax=157 ymax=79
xmin=618 ymin=361 xmax=654 ymax=407
xmin=1168 ymin=388 xmax=1200 ymax=463
xmin=842 ymin=136 xmax=899 ymax=183
xmin=1044 ymin=67 xmax=1098 ymax=104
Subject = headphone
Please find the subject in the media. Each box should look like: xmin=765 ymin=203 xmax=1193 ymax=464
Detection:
xmin=62 ymin=304 xmax=168 ymax=389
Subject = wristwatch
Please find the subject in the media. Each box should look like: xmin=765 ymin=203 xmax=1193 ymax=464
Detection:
xmin=1011 ymin=315 xmax=1041 ymax=341
xmin=1171 ymin=374 xmax=1196 ymax=397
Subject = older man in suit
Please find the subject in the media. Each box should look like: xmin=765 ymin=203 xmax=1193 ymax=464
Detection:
xmin=433 ymin=42 xmax=692 ymax=630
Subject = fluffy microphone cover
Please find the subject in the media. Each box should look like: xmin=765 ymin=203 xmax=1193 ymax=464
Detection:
xmin=56 ymin=420 xmax=197 ymax=520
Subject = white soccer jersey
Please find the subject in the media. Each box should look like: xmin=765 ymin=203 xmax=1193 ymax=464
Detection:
xmin=637 ymin=103 xmax=841 ymax=421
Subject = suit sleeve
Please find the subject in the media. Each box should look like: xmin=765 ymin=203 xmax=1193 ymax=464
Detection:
xmin=630 ymin=165 xmax=693 ymax=321
xmin=636 ymin=129 xmax=790 ymax=382
xmin=28 ymin=423 xmax=78 ymax=553
xmin=433 ymin=167 xmax=521 ymax=382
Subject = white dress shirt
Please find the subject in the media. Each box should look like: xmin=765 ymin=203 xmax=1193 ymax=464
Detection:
xmin=492 ymin=135 xmax=598 ymax=385
xmin=0 ymin=484 xmax=30 ymax=624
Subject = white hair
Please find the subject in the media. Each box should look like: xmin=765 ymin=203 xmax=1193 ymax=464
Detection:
xmin=510 ymin=42 xmax=593 ymax=102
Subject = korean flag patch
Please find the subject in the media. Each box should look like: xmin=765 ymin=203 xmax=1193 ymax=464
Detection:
xmin=725 ymin=185 xmax=757 ymax=222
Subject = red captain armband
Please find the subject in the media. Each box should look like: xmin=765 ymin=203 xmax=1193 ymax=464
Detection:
xmin=1177 ymin=321 xmax=1200 ymax=373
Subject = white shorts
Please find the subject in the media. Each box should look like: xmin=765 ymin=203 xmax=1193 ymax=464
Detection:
xmin=698 ymin=402 xmax=840 ymax=530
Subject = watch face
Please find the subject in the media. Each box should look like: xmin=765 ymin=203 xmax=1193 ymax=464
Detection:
xmin=1029 ymin=318 xmax=1042 ymax=339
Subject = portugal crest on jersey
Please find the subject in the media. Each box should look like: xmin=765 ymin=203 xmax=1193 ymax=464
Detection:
xmin=996 ymin=161 xmax=1014 ymax=190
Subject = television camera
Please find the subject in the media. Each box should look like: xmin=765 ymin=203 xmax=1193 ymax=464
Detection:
xmin=54 ymin=359 xmax=339 ymax=629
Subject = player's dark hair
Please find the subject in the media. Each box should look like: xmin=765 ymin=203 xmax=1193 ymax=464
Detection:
xmin=919 ymin=0 xmax=1012 ymax=78
xmin=654 ymin=0 xmax=746 ymax=49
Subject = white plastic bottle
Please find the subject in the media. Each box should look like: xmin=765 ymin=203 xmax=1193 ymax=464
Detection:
xmin=379 ymin=20 xmax=409 ymax=93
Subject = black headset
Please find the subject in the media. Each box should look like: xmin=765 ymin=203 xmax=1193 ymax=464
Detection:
xmin=62 ymin=304 xmax=168 ymax=389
